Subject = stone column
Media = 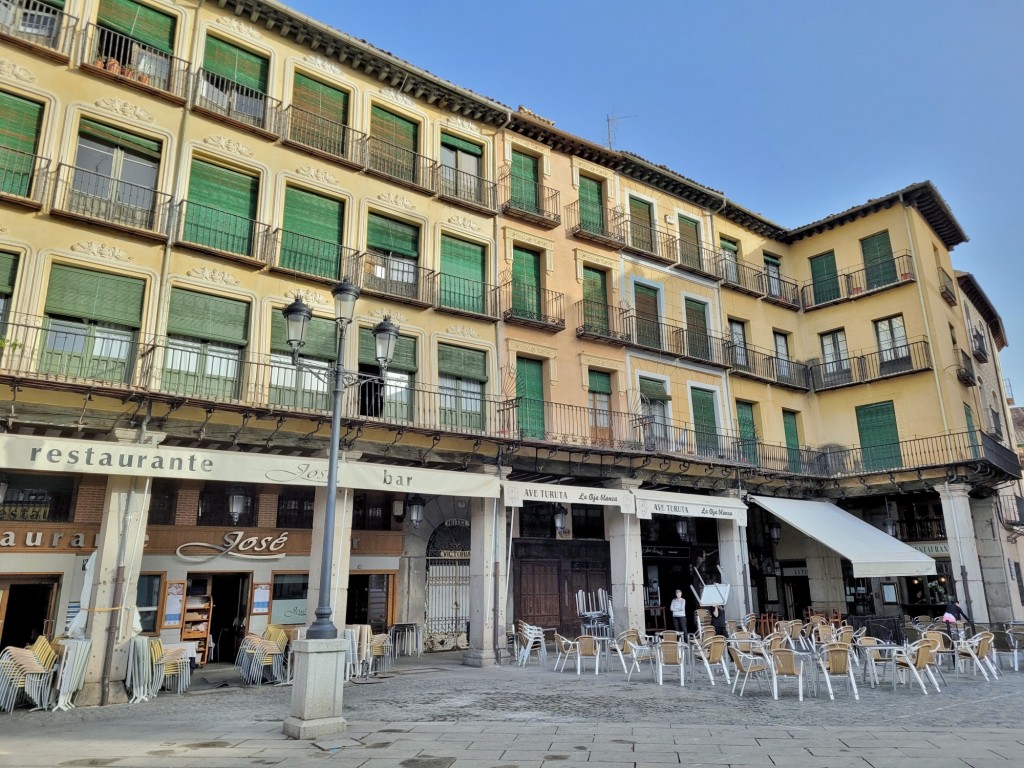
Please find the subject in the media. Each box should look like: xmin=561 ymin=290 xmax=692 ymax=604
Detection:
xmin=79 ymin=429 xmax=164 ymax=706
xmin=305 ymin=480 xmax=356 ymax=631
xmin=804 ymin=539 xmax=846 ymax=611
xmin=971 ymin=496 xmax=1009 ymax=622
xmin=463 ymin=466 xmax=507 ymax=667
xmin=604 ymin=478 xmax=644 ymax=635
xmin=938 ymin=483 xmax=988 ymax=622
xmin=716 ymin=490 xmax=748 ymax=621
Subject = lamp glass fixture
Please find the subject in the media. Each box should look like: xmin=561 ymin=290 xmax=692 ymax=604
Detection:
xmin=282 ymin=297 xmax=313 ymax=350
xmin=676 ymin=518 xmax=692 ymax=543
xmin=227 ymin=488 xmax=247 ymax=525
xmin=552 ymin=504 xmax=566 ymax=530
xmin=407 ymin=494 xmax=426 ymax=528
xmin=768 ymin=519 xmax=782 ymax=544
xmin=332 ymin=277 xmax=361 ymax=324
xmin=373 ymin=316 xmax=399 ymax=370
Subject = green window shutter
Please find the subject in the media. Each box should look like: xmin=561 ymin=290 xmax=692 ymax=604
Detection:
xmin=358 ymin=327 xmax=416 ymax=372
xmin=203 ymin=36 xmax=268 ymax=92
xmin=283 ymin=187 xmax=343 ymax=244
xmin=0 ymin=91 xmax=43 ymax=197
xmin=690 ymin=388 xmax=718 ymax=452
xmin=166 ymin=288 xmax=249 ymax=345
xmin=736 ymin=400 xmax=757 ymax=463
xmin=292 ymin=73 xmax=348 ymax=122
xmin=582 ymin=266 xmax=608 ymax=332
xmin=629 ymin=197 xmax=652 ymax=227
xmin=0 ymin=251 xmax=18 ymax=295
xmin=861 ymin=231 xmax=896 ymax=288
xmin=440 ymin=133 xmax=482 ymax=156
xmin=634 ymin=284 xmax=659 ymax=319
xmin=440 ymin=235 xmax=486 ymax=313
xmin=965 ymin=404 xmax=980 ymax=457
xmin=270 ymin=311 xmax=336 ymax=360
xmin=79 ymin=118 xmax=161 ymax=159
xmin=510 ymin=150 xmax=539 ymax=212
xmin=511 ymin=151 xmax=538 ymax=182
xmin=438 ymin=344 xmax=487 ymax=382
xmin=515 ymin=356 xmax=545 ymax=438
xmin=511 ymin=246 xmax=541 ymax=316
xmin=366 ymin=213 xmax=418 ymax=258
xmin=578 ymin=175 xmax=603 ymax=232
xmin=684 ymin=298 xmax=707 ymax=331
xmin=45 ymin=265 xmax=145 ymax=328
xmin=187 ymin=159 xmax=258 ymax=218
xmin=678 ymin=215 xmax=701 ymax=269
xmin=97 ymin=0 xmax=176 ymax=53
xmin=810 ymin=251 xmax=839 ymax=303
xmin=719 ymin=237 xmax=738 ymax=254
xmin=783 ymin=410 xmax=801 ymax=472
xmin=639 ymin=377 xmax=670 ymax=401
xmin=678 ymin=216 xmax=699 ymax=244
xmin=588 ymin=369 xmax=612 ymax=394
xmin=629 ymin=197 xmax=653 ymax=251
xmin=370 ymin=106 xmax=417 ymax=151
xmin=855 ymin=401 xmax=902 ymax=471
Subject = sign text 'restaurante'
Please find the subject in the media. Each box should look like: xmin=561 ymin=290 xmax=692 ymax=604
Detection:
xmin=29 ymin=446 xmax=214 ymax=473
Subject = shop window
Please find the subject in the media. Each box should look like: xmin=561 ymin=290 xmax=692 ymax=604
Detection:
xmin=352 ymin=492 xmax=389 ymax=531
xmin=571 ymin=504 xmax=604 ymax=539
xmin=277 ymin=486 xmax=314 ymax=529
xmin=0 ymin=473 xmax=73 ymax=522
xmin=519 ymin=501 xmax=555 ymax=538
xmin=197 ymin=482 xmax=255 ymax=527
xmin=146 ymin=478 xmax=176 ymax=525
xmin=136 ymin=573 xmax=162 ymax=633
xmin=270 ymin=573 xmax=308 ymax=625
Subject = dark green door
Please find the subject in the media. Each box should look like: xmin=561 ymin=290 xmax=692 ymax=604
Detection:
xmin=810 ymin=251 xmax=840 ymax=305
xmin=783 ymin=410 xmax=801 ymax=473
xmin=856 ymin=401 xmax=902 ymax=471
xmin=579 ymin=175 xmax=604 ymax=234
xmin=964 ymin=404 xmax=980 ymax=459
xmin=633 ymin=283 xmax=661 ymax=350
xmin=516 ymin=357 xmax=545 ymax=439
xmin=861 ymin=231 xmax=896 ymax=289
xmin=511 ymin=246 xmax=541 ymax=321
xmin=582 ymin=267 xmax=608 ymax=334
xmin=691 ymin=387 xmax=718 ymax=457
xmin=736 ymin=401 xmax=757 ymax=464
xmin=510 ymin=150 xmax=539 ymax=213
xmin=440 ymin=235 xmax=485 ymax=314
xmin=685 ymin=298 xmax=710 ymax=361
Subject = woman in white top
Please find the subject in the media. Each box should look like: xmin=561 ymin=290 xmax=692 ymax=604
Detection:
xmin=669 ymin=589 xmax=686 ymax=633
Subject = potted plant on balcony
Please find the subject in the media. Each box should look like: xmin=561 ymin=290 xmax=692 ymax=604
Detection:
xmin=93 ymin=55 xmax=108 ymax=69
xmin=105 ymin=58 xmax=121 ymax=75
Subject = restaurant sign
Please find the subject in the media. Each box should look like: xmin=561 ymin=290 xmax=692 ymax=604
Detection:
xmin=503 ymin=482 xmax=631 ymax=510
xmin=909 ymin=542 xmax=951 ymax=556
xmin=175 ymin=530 xmax=290 ymax=563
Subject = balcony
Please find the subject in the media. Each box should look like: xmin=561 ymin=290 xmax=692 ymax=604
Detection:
xmin=760 ymin=272 xmax=801 ymax=310
xmin=266 ymin=228 xmax=361 ymax=284
xmin=802 ymin=252 xmax=916 ymax=310
xmin=436 ymin=274 xmax=500 ymax=320
xmin=675 ymin=326 xmax=733 ymax=368
xmin=729 ymin=344 xmax=811 ymax=390
xmin=622 ymin=217 xmax=678 ymax=264
xmin=971 ymin=329 xmax=988 ymax=363
xmin=500 ymin=397 xmax=648 ymax=452
xmin=80 ymin=23 xmax=190 ymax=101
xmin=809 ymin=340 xmax=933 ymax=391
xmin=437 ymin=165 xmax=496 ymax=214
xmin=175 ymin=200 xmax=270 ymax=264
xmin=192 ymin=70 xmax=281 ymax=137
xmin=365 ymin=136 xmax=436 ymax=193
xmin=500 ymin=281 xmax=565 ymax=331
xmin=675 ymin=240 xmax=722 ymax=281
xmin=995 ymin=495 xmax=1024 ymax=527
xmin=717 ymin=257 xmax=766 ymax=297
xmin=281 ymin=106 xmax=366 ymax=169
xmin=956 ymin=348 xmax=977 ymax=386
xmin=498 ymin=170 xmax=560 ymax=228
xmin=565 ymin=200 xmax=626 ymax=248
xmin=938 ymin=266 xmax=957 ymax=305
xmin=575 ymin=300 xmax=632 ymax=345
xmin=0 ymin=0 xmax=76 ymax=58
xmin=51 ymin=164 xmax=172 ymax=237
xmin=357 ymin=250 xmax=436 ymax=307
xmin=0 ymin=146 xmax=48 ymax=207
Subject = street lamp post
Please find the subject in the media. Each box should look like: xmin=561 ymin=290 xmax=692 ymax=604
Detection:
xmin=281 ymin=278 xmax=397 ymax=739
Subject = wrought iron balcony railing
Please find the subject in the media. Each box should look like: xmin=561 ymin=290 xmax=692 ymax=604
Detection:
xmin=898 ymin=519 xmax=947 ymax=541
xmin=437 ymin=165 xmax=496 ymax=213
xmin=809 ymin=340 xmax=932 ymax=391
xmin=802 ymin=252 xmax=915 ymax=309
xmin=498 ymin=170 xmax=560 ymax=227
xmin=436 ymin=274 xmax=499 ymax=320
xmin=266 ymin=228 xmax=361 ymax=284
xmin=500 ymin=281 xmax=565 ymax=330
xmin=729 ymin=344 xmax=811 ymax=390
xmin=956 ymin=348 xmax=977 ymax=386
xmin=674 ymin=327 xmax=733 ymax=368
xmin=282 ymin=105 xmax=366 ymax=168
xmin=938 ymin=266 xmax=957 ymax=305
xmin=760 ymin=271 xmax=801 ymax=309
xmin=565 ymin=200 xmax=626 ymax=247
xmin=357 ymin=250 xmax=436 ymax=307
xmin=193 ymin=69 xmax=281 ymax=135
xmin=52 ymin=164 xmax=172 ymax=235
xmin=995 ymin=495 xmax=1024 ymax=527
xmin=575 ymin=300 xmax=632 ymax=344
xmin=0 ymin=0 xmax=76 ymax=57
xmin=971 ymin=329 xmax=988 ymax=363
xmin=365 ymin=136 xmax=436 ymax=191
xmin=175 ymin=200 xmax=270 ymax=262
xmin=676 ymin=240 xmax=722 ymax=280
xmin=717 ymin=256 xmax=766 ymax=297
xmin=0 ymin=146 xmax=48 ymax=205
xmin=80 ymin=23 xmax=190 ymax=99
xmin=622 ymin=217 xmax=678 ymax=263
xmin=501 ymin=397 xmax=648 ymax=451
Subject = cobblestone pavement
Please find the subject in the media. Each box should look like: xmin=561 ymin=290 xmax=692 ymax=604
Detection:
xmin=1 ymin=651 xmax=1022 ymax=767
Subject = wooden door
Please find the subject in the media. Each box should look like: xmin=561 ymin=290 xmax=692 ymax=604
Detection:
xmin=515 ymin=560 xmax=560 ymax=631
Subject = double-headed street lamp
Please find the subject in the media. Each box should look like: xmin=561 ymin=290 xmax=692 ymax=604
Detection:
xmin=282 ymin=277 xmax=398 ymax=640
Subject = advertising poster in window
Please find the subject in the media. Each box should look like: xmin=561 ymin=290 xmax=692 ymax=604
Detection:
xmin=162 ymin=580 xmax=185 ymax=629
xmin=251 ymin=583 xmax=270 ymax=615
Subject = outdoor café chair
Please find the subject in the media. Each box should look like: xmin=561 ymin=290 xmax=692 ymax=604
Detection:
xmin=893 ymin=639 xmax=941 ymax=694
xmin=956 ymin=632 xmax=997 ymax=680
xmin=817 ymin=642 xmax=859 ymax=701
xmin=575 ymin=635 xmax=602 ymax=675
xmin=693 ymin=635 xmax=731 ymax=686
xmin=727 ymin=645 xmax=770 ymax=697
xmin=611 ymin=630 xmax=640 ymax=674
xmin=993 ymin=630 xmax=1020 ymax=672
xmin=770 ymin=647 xmax=805 ymax=701
xmin=857 ymin=636 xmax=895 ymax=688
xmin=552 ymin=633 xmax=579 ymax=673
xmin=625 ymin=637 xmax=656 ymax=682
xmin=656 ymin=640 xmax=686 ymax=686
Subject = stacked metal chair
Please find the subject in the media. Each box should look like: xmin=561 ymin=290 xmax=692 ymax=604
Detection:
xmin=0 ymin=636 xmax=59 ymax=712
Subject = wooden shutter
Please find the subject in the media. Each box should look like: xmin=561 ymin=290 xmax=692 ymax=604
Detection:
xmin=0 ymin=251 xmax=18 ymax=295
xmin=187 ymin=159 xmax=258 ymax=218
xmin=736 ymin=401 xmax=757 ymax=463
xmin=167 ymin=288 xmax=249 ymax=345
xmin=582 ymin=266 xmax=608 ymax=332
xmin=203 ymin=36 xmax=268 ymax=91
xmin=690 ymin=388 xmax=718 ymax=434
xmin=516 ymin=356 xmax=545 ymax=438
xmin=578 ymin=175 xmax=603 ymax=231
xmin=639 ymin=377 xmax=670 ymax=401
xmin=440 ymin=133 xmax=482 ymax=157
xmin=370 ymin=106 xmax=417 ymax=151
xmin=358 ymin=327 xmax=416 ymax=372
xmin=0 ymin=91 xmax=43 ymax=196
xmin=588 ymin=370 xmax=612 ymax=394
xmin=855 ymin=401 xmax=902 ymax=471
xmin=783 ymin=410 xmax=801 ymax=472
xmin=511 ymin=246 xmax=541 ymax=315
xmin=366 ymin=213 xmax=418 ymax=258
xmin=45 ymin=265 xmax=144 ymax=328
xmin=97 ymin=0 xmax=176 ymax=53
xmin=810 ymin=251 xmax=839 ymax=303
xmin=684 ymin=298 xmax=707 ymax=331
xmin=437 ymin=344 xmax=487 ymax=382
xmin=79 ymin=118 xmax=161 ymax=159
xmin=634 ymin=284 xmax=658 ymax=319
xmin=270 ymin=310 xmax=336 ymax=360
xmin=292 ymin=73 xmax=348 ymax=121
xmin=861 ymin=231 xmax=896 ymax=288
xmin=282 ymin=187 xmax=343 ymax=244
xmin=629 ymin=197 xmax=652 ymax=227
xmin=440 ymin=235 xmax=485 ymax=313
xmin=510 ymin=150 xmax=539 ymax=211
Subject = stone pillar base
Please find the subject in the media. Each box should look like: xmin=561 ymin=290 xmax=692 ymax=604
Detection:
xmin=282 ymin=638 xmax=348 ymax=740
xmin=462 ymin=648 xmax=498 ymax=667
xmin=76 ymin=681 xmax=128 ymax=707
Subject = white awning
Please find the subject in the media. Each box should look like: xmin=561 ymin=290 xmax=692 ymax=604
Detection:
xmin=503 ymin=482 xmax=632 ymax=511
xmin=632 ymin=489 xmax=748 ymax=526
xmin=748 ymin=496 xmax=937 ymax=578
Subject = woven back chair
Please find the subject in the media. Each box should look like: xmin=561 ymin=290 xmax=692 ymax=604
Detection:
xmin=657 ymin=640 xmax=685 ymax=686
xmin=575 ymin=635 xmax=602 ymax=675
xmin=770 ymin=648 xmax=804 ymax=701
xmin=727 ymin=645 xmax=770 ymax=697
xmin=552 ymin=633 xmax=579 ymax=673
xmin=817 ymin=642 xmax=859 ymax=701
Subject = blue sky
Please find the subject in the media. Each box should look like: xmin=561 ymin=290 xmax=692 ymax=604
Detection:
xmin=288 ymin=0 xmax=1024 ymax=391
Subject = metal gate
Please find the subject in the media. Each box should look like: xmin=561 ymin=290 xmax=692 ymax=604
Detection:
xmin=424 ymin=518 xmax=471 ymax=652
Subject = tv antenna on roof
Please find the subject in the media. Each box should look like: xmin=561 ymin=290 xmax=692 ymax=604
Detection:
xmin=606 ymin=111 xmax=638 ymax=149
